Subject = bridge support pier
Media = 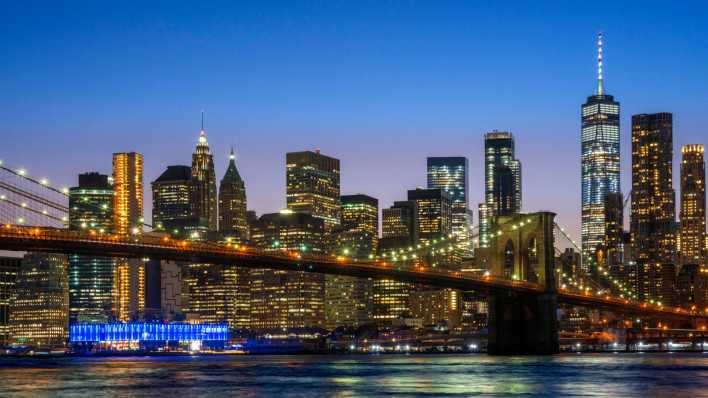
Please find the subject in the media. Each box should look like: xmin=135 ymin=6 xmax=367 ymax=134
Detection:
xmin=487 ymin=290 xmax=559 ymax=355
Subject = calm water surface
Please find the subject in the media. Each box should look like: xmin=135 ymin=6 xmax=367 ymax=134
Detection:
xmin=1 ymin=353 xmax=707 ymax=397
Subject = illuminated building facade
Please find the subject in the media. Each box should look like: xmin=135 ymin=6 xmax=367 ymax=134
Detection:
xmin=427 ymin=157 xmax=472 ymax=257
xmin=630 ymin=112 xmax=677 ymax=305
xmin=581 ymin=33 xmax=621 ymax=272
xmin=70 ymin=322 xmax=227 ymax=352
xmin=9 ymin=252 xmax=69 ymax=349
xmin=181 ymin=262 xmax=238 ymax=326
xmin=407 ymin=188 xmax=452 ymax=248
xmin=481 ymin=131 xmax=522 ymax=248
xmin=0 ymin=257 xmax=20 ymax=346
xmin=373 ymin=201 xmax=418 ymax=323
xmin=112 ymin=152 xmax=145 ymax=321
xmin=219 ymin=147 xmax=249 ymax=241
xmin=286 ymin=150 xmax=341 ymax=232
xmin=409 ymin=288 xmax=461 ymax=328
xmin=325 ymin=194 xmax=379 ymax=329
xmin=249 ymin=211 xmax=326 ymax=330
xmin=152 ymin=165 xmax=192 ymax=237
xmin=680 ymin=144 xmax=706 ymax=265
xmin=600 ymin=192 xmax=626 ymax=286
xmin=190 ymin=119 xmax=218 ymax=234
xmin=68 ymin=172 xmax=115 ymax=323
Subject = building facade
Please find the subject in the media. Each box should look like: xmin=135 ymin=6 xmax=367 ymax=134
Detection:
xmin=112 ymin=152 xmax=145 ymax=321
xmin=581 ymin=33 xmax=621 ymax=274
xmin=218 ymin=148 xmax=249 ymax=241
xmin=68 ymin=172 xmax=115 ymax=323
xmin=249 ymin=211 xmax=326 ymax=330
xmin=0 ymin=257 xmax=20 ymax=346
xmin=427 ymin=157 xmax=473 ymax=258
xmin=9 ymin=252 xmax=69 ymax=349
xmin=190 ymin=125 xmax=218 ymax=234
xmin=481 ymin=131 xmax=522 ymax=248
xmin=286 ymin=150 xmax=341 ymax=232
xmin=630 ymin=113 xmax=677 ymax=305
xmin=152 ymin=165 xmax=192 ymax=237
xmin=680 ymin=144 xmax=706 ymax=265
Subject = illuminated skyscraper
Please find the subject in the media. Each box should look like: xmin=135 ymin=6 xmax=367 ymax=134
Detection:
xmin=480 ymin=131 xmax=521 ymax=248
xmin=407 ymin=188 xmax=453 ymax=248
xmin=286 ymin=150 xmax=341 ymax=232
xmin=219 ymin=147 xmax=249 ymax=241
xmin=680 ymin=144 xmax=706 ymax=265
xmin=0 ymin=257 xmax=20 ymax=346
xmin=152 ymin=165 xmax=192 ymax=237
xmin=190 ymin=115 xmax=218 ymax=234
xmin=630 ymin=112 xmax=676 ymax=305
xmin=9 ymin=252 xmax=69 ymax=349
xmin=374 ymin=200 xmax=418 ymax=323
xmin=427 ymin=157 xmax=472 ymax=257
xmin=581 ymin=33 xmax=621 ymax=272
xmin=68 ymin=172 xmax=114 ymax=323
xmin=325 ymin=194 xmax=378 ymax=329
xmin=249 ymin=211 xmax=326 ymax=330
xmin=112 ymin=152 xmax=145 ymax=321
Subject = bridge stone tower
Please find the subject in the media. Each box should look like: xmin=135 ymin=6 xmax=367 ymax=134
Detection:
xmin=480 ymin=211 xmax=559 ymax=355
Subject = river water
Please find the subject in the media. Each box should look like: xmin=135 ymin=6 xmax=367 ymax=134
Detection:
xmin=1 ymin=353 xmax=707 ymax=397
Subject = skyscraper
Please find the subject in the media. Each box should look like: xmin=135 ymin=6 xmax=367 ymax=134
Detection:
xmin=190 ymin=116 xmax=218 ymax=234
xmin=112 ymin=152 xmax=145 ymax=321
xmin=68 ymin=172 xmax=114 ymax=323
xmin=427 ymin=157 xmax=472 ymax=257
xmin=374 ymin=200 xmax=418 ymax=323
xmin=152 ymin=165 xmax=192 ymax=237
xmin=631 ymin=112 xmax=677 ymax=305
xmin=286 ymin=150 xmax=341 ymax=232
xmin=0 ymin=257 xmax=20 ymax=346
xmin=480 ymin=131 xmax=522 ymax=248
xmin=325 ymin=194 xmax=378 ymax=329
xmin=112 ymin=152 xmax=144 ymax=235
xmin=249 ymin=211 xmax=326 ymax=330
xmin=407 ymin=188 xmax=453 ymax=248
xmin=581 ymin=33 xmax=621 ymax=273
xmin=218 ymin=147 xmax=249 ymax=241
xmin=680 ymin=144 xmax=706 ymax=265
xmin=9 ymin=252 xmax=69 ymax=349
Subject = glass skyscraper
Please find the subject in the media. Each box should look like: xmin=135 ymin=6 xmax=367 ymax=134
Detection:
xmin=480 ymin=131 xmax=521 ymax=248
xmin=152 ymin=165 xmax=192 ymax=237
xmin=68 ymin=172 xmax=114 ymax=323
xmin=286 ymin=150 xmax=341 ymax=232
xmin=581 ymin=33 xmax=620 ymax=273
xmin=427 ymin=157 xmax=472 ymax=257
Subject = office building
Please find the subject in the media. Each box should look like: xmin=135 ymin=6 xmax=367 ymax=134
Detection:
xmin=680 ymin=144 xmax=706 ymax=265
xmin=286 ymin=150 xmax=341 ymax=232
xmin=112 ymin=152 xmax=145 ymax=321
xmin=0 ymin=257 xmax=20 ymax=346
xmin=9 ymin=252 xmax=69 ymax=349
xmin=219 ymin=147 xmax=249 ymax=241
xmin=190 ymin=118 xmax=218 ymax=234
xmin=581 ymin=33 xmax=621 ymax=272
xmin=325 ymin=195 xmax=378 ymax=329
xmin=427 ymin=157 xmax=473 ymax=257
xmin=481 ymin=131 xmax=522 ymax=248
xmin=152 ymin=165 xmax=192 ymax=237
xmin=630 ymin=112 xmax=677 ymax=305
xmin=249 ymin=211 xmax=326 ymax=330
xmin=68 ymin=172 xmax=114 ymax=323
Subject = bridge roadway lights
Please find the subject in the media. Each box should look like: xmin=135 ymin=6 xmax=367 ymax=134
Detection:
xmin=487 ymin=289 xmax=559 ymax=355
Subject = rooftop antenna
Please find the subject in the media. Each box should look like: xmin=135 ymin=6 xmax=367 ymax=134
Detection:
xmin=597 ymin=31 xmax=604 ymax=96
xmin=230 ymin=145 xmax=236 ymax=160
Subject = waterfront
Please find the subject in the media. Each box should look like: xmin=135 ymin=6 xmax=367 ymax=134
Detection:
xmin=1 ymin=354 xmax=708 ymax=397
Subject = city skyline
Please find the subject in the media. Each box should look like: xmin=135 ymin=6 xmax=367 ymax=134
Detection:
xmin=2 ymin=2 xmax=708 ymax=243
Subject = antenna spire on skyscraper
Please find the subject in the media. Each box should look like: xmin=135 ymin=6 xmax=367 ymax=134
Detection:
xmin=597 ymin=31 xmax=603 ymax=96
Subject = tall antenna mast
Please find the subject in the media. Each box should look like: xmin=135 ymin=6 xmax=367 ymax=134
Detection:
xmin=597 ymin=32 xmax=604 ymax=96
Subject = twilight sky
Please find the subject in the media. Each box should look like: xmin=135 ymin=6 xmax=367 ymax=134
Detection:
xmin=2 ymin=1 xmax=708 ymax=242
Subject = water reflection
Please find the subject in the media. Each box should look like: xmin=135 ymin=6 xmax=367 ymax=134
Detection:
xmin=0 ymin=354 xmax=707 ymax=397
